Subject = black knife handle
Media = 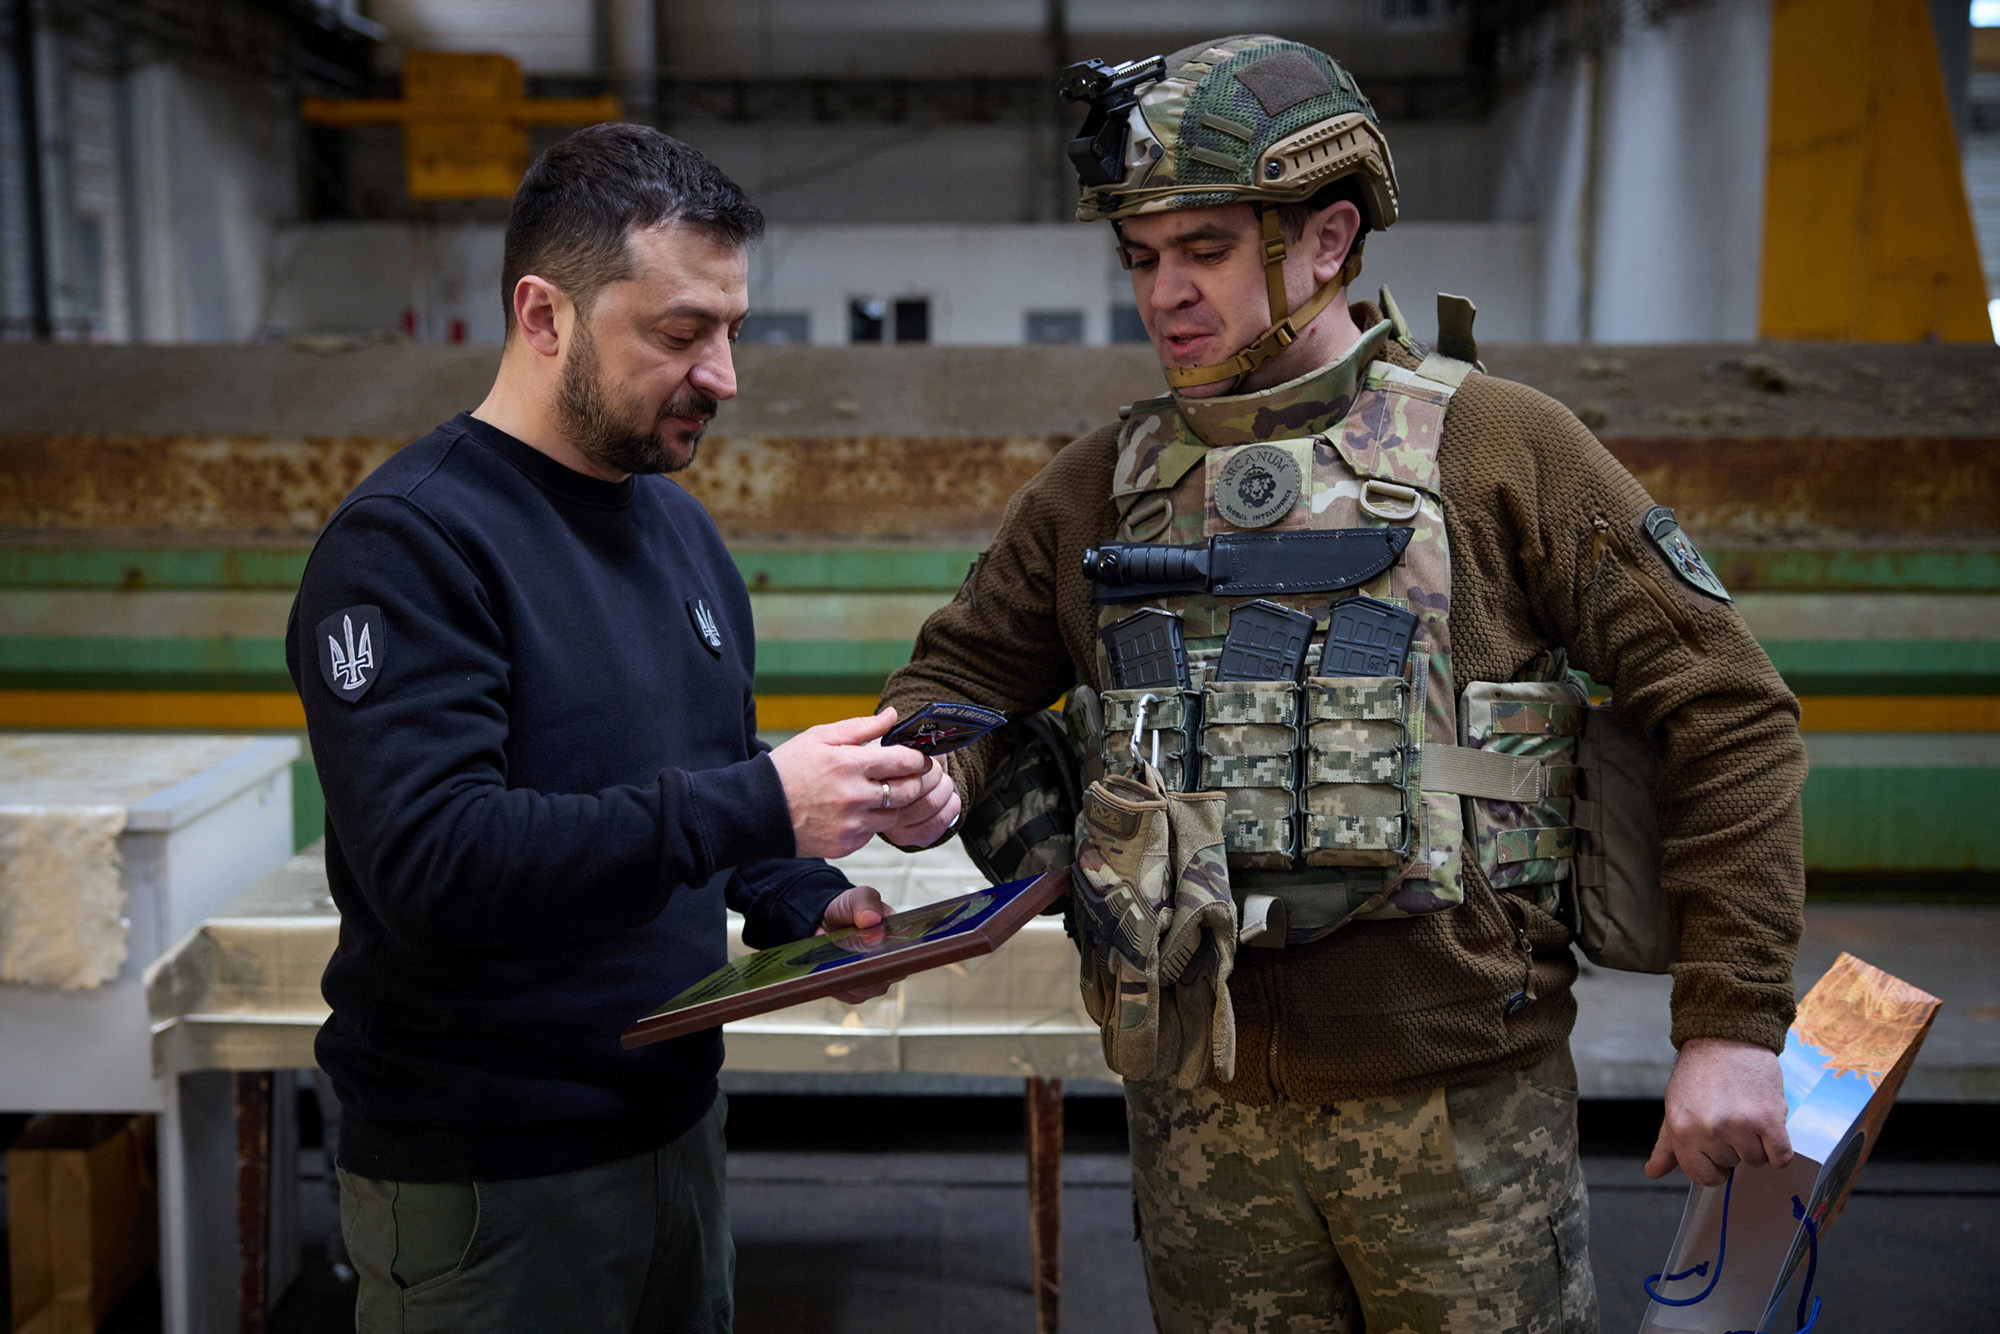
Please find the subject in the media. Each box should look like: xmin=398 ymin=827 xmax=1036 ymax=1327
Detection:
xmin=1082 ymin=542 xmax=1210 ymax=588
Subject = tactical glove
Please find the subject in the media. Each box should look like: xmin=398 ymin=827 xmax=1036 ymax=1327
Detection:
xmin=1071 ymin=761 xmax=1237 ymax=1088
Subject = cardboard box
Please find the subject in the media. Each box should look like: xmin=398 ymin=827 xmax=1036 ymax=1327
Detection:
xmin=7 ymin=1115 xmax=158 ymax=1334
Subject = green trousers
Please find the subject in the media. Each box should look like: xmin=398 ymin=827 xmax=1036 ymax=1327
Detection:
xmin=338 ymin=1095 xmax=733 ymax=1334
xmin=1126 ymin=1054 xmax=1598 ymax=1334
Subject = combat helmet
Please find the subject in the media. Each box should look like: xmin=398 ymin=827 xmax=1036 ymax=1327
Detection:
xmin=1060 ymin=35 xmax=1400 ymax=389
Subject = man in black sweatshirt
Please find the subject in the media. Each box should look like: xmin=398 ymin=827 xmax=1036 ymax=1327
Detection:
xmin=286 ymin=124 xmax=957 ymax=1334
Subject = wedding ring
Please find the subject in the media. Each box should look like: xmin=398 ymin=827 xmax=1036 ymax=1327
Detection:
xmin=880 ymin=781 xmax=893 ymax=809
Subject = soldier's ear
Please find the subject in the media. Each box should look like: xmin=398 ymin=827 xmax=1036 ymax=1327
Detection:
xmin=1308 ymin=200 xmax=1363 ymax=287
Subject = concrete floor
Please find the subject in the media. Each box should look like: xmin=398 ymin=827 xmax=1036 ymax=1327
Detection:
xmin=8 ymin=883 xmax=1998 ymax=1333
xmin=7 ymin=1096 xmax=1990 ymax=1332
xmin=252 ymin=1097 xmax=1993 ymax=1333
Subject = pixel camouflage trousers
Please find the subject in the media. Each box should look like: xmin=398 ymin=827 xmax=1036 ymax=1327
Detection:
xmin=1125 ymin=1050 xmax=1597 ymax=1334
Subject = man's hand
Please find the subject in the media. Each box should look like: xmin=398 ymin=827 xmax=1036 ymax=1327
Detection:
xmin=769 ymin=709 xmax=948 ymax=859
xmin=818 ymin=884 xmax=893 ymax=1003
xmin=1646 ymin=1036 xmax=1792 ymax=1186
xmin=880 ymin=757 xmax=961 ymax=851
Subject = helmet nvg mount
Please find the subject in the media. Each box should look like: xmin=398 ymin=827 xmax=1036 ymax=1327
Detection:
xmin=1060 ymin=35 xmax=1400 ymax=390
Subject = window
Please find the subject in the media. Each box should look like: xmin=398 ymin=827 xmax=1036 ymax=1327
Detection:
xmin=849 ymin=298 xmax=886 ymax=343
xmin=1025 ymin=310 xmax=1084 ymax=344
xmin=740 ymin=312 xmax=810 ymax=344
xmin=893 ymin=298 xmax=930 ymax=344
xmin=1381 ymin=0 xmax=1443 ymax=21
xmin=853 ymin=297 xmax=930 ymax=344
xmin=1109 ymin=305 xmax=1150 ymax=343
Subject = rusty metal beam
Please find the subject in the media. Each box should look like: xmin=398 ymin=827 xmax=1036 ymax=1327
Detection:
xmin=6 ymin=342 xmax=2000 ymax=440
xmin=1025 ymin=1076 xmax=1063 ymax=1334
xmin=234 ymin=1070 xmax=272 ymax=1334
xmin=4 ymin=430 xmax=1996 ymax=546
xmin=1605 ymin=437 xmax=2000 ymax=545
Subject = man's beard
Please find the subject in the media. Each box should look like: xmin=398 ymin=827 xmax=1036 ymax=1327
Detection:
xmin=554 ymin=322 xmax=717 ymax=476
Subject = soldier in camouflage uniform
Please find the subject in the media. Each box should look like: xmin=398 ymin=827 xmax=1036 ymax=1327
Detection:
xmin=882 ymin=34 xmax=1807 ymax=1334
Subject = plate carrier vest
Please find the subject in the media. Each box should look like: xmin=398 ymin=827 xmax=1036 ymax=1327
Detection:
xmin=1082 ymin=316 xmax=1591 ymax=947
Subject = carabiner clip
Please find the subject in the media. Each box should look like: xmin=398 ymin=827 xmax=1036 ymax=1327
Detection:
xmin=1130 ymin=692 xmax=1160 ymax=771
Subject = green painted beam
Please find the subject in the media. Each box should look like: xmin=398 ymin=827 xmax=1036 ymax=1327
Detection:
xmin=753 ymin=639 xmax=919 ymax=682
xmin=6 ymin=544 xmax=1997 ymax=594
xmin=0 ymin=636 xmax=922 ymax=680
xmin=0 ymin=636 xmax=290 ymax=676
xmin=7 ymin=544 xmax=1996 ymax=593
xmin=1800 ymin=766 xmax=2000 ymax=870
xmin=5 ymin=632 xmax=1996 ymax=698
xmin=292 ymin=757 xmax=325 ymax=853
xmin=1761 ymin=640 xmax=2000 ymax=695
xmin=1708 ymin=549 xmax=2000 ymax=592
xmin=277 ymin=755 xmax=1998 ymax=873
xmin=0 ymin=545 xmax=981 ymax=593
xmin=0 ymin=636 xmax=923 ymax=697
xmin=732 ymin=548 xmax=979 ymax=592
xmin=0 ymin=547 xmax=312 ymax=591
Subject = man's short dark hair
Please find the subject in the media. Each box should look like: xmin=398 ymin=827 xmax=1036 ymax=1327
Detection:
xmin=501 ymin=123 xmax=764 ymax=333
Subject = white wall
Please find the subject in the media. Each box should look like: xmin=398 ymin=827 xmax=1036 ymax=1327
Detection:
xmin=680 ymin=123 xmax=1061 ymax=226
xmin=0 ymin=38 xmax=33 ymax=335
xmin=1964 ymin=70 xmax=2000 ymax=322
xmin=750 ymin=224 xmax=1121 ymax=345
xmin=1493 ymin=0 xmax=1770 ymax=342
xmin=1494 ymin=51 xmax=1592 ymax=342
xmin=130 ymin=63 xmax=298 ymax=342
xmin=262 ymin=221 xmax=507 ymax=346
xmin=363 ymin=0 xmax=1458 ymax=82
xmin=367 ymin=0 xmax=597 ymax=76
xmin=353 ymin=0 xmax=1493 ymax=227
xmin=260 ymin=217 xmax=1544 ymax=349
xmin=1353 ymin=222 xmax=1542 ymax=345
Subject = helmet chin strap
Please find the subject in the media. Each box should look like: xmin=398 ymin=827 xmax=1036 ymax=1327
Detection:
xmin=1162 ymin=204 xmax=1358 ymax=392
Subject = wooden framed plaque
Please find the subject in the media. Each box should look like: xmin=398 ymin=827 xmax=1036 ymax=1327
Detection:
xmin=621 ymin=868 xmax=1069 ymax=1049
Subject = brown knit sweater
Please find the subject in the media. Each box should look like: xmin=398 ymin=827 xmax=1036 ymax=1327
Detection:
xmin=881 ymin=322 xmax=1807 ymax=1104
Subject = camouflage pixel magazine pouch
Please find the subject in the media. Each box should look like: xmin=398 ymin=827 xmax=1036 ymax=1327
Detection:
xmin=1071 ymin=761 xmax=1236 ymax=1088
xmin=1199 ymin=678 xmax=1298 ymax=870
xmin=1458 ymin=679 xmax=1585 ymax=914
xmin=1301 ymin=675 xmax=1412 ymax=868
xmin=1100 ymin=688 xmax=1197 ymax=793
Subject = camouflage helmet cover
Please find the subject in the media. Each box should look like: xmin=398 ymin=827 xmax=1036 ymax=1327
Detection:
xmin=1072 ymin=35 xmax=1400 ymax=231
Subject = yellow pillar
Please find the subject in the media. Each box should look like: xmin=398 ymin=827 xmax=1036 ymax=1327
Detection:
xmin=1761 ymin=0 xmax=1990 ymax=341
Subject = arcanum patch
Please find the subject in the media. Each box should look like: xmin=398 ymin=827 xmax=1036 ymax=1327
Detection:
xmin=1215 ymin=444 xmax=1302 ymax=529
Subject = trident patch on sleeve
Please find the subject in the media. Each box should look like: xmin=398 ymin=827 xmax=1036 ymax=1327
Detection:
xmin=316 ymin=605 xmax=385 ymax=702
xmin=1641 ymin=506 xmax=1731 ymax=603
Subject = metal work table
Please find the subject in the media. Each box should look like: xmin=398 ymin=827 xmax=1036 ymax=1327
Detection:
xmin=0 ymin=734 xmax=300 ymax=1334
xmin=138 ymin=832 xmax=2000 ymax=1334
xmin=145 ymin=838 xmax=1108 ymax=1334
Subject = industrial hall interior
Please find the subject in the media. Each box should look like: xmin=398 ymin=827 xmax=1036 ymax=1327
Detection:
xmin=0 ymin=0 xmax=1996 ymax=1332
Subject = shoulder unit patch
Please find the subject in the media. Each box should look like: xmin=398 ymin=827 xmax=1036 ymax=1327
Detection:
xmin=316 ymin=605 xmax=385 ymax=702
xmin=1641 ymin=506 xmax=1731 ymax=602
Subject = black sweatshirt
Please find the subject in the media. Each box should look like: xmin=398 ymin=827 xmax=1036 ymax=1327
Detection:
xmin=287 ymin=412 xmax=847 ymax=1182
